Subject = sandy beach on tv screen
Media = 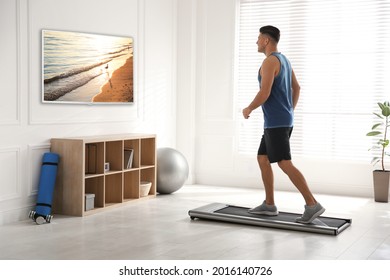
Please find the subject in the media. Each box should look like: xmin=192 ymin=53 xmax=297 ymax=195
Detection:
xmin=93 ymin=56 xmax=133 ymax=102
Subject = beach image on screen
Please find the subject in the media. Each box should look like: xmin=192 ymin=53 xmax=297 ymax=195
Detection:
xmin=42 ymin=30 xmax=133 ymax=103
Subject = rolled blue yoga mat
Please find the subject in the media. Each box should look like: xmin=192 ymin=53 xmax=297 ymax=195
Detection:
xmin=30 ymin=152 xmax=59 ymax=224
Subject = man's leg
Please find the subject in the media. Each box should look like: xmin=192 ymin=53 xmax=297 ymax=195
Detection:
xmin=277 ymin=159 xmax=316 ymax=206
xmin=258 ymin=155 xmax=275 ymax=205
xmin=248 ymin=154 xmax=278 ymax=215
xmin=278 ymin=160 xmax=325 ymax=223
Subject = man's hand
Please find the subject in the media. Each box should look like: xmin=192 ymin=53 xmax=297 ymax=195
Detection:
xmin=242 ymin=107 xmax=252 ymax=119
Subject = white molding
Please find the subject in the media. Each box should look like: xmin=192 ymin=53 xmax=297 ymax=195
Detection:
xmin=187 ymin=0 xmax=198 ymax=184
xmin=198 ymin=0 xmax=235 ymax=122
xmin=171 ymin=0 xmax=178 ymax=142
xmin=16 ymin=0 xmax=22 ymax=125
xmin=0 ymin=203 xmax=35 ymax=226
xmin=0 ymin=0 xmax=21 ymax=125
xmin=137 ymin=0 xmax=145 ymax=121
xmin=15 ymin=0 xmax=22 ymax=125
xmin=198 ymin=0 xmax=208 ymax=121
xmin=27 ymin=0 xmax=33 ymax=125
xmin=0 ymin=147 xmax=21 ymax=201
xmin=26 ymin=0 xmax=140 ymax=125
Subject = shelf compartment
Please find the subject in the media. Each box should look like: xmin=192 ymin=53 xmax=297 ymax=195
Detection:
xmin=140 ymin=168 xmax=156 ymax=196
xmin=141 ymin=138 xmax=156 ymax=166
xmin=85 ymin=142 xmax=104 ymax=175
xmin=124 ymin=139 xmax=140 ymax=169
xmin=85 ymin=176 xmax=104 ymax=209
xmin=124 ymin=170 xmax=140 ymax=199
xmin=105 ymin=141 xmax=123 ymax=172
xmin=105 ymin=173 xmax=123 ymax=204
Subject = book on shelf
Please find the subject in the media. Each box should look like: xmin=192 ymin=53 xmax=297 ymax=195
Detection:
xmin=124 ymin=148 xmax=134 ymax=169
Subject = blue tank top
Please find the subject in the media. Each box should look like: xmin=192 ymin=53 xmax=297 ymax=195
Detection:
xmin=258 ymin=52 xmax=293 ymax=128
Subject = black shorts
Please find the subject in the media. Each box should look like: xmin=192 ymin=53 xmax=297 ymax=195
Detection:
xmin=257 ymin=127 xmax=293 ymax=163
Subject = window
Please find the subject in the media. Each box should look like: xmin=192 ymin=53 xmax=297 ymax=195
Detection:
xmin=237 ymin=0 xmax=390 ymax=162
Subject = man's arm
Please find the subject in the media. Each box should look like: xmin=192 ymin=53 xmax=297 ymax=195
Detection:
xmin=242 ymin=56 xmax=278 ymax=119
xmin=291 ymin=69 xmax=300 ymax=110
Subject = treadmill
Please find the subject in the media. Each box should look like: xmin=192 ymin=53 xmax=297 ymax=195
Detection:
xmin=188 ymin=203 xmax=351 ymax=235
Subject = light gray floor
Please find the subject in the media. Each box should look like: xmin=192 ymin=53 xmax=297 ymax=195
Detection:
xmin=0 ymin=185 xmax=389 ymax=260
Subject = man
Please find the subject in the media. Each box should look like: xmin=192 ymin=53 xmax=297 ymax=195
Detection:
xmin=242 ymin=25 xmax=325 ymax=223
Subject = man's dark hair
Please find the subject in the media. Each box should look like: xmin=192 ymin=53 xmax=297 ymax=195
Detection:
xmin=259 ymin=25 xmax=280 ymax=43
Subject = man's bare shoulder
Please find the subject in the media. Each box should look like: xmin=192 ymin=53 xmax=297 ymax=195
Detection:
xmin=264 ymin=55 xmax=279 ymax=65
xmin=261 ymin=55 xmax=280 ymax=75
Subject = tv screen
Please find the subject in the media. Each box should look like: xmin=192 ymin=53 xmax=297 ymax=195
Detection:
xmin=42 ymin=30 xmax=134 ymax=104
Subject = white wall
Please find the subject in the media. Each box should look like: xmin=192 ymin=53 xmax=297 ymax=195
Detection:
xmin=0 ymin=0 xmax=177 ymax=225
xmin=0 ymin=0 xmax=379 ymax=225
xmin=191 ymin=0 xmax=376 ymax=199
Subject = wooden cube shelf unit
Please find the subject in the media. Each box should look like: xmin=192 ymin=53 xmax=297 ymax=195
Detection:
xmin=51 ymin=134 xmax=156 ymax=216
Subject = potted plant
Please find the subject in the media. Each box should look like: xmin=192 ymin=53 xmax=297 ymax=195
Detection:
xmin=366 ymin=101 xmax=390 ymax=202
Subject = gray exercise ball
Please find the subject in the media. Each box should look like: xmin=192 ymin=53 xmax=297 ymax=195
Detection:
xmin=157 ymin=147 xmax=189 ymax=194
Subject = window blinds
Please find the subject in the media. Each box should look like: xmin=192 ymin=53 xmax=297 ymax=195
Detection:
xmin=237 ymin=0 xmax=390 ymax=162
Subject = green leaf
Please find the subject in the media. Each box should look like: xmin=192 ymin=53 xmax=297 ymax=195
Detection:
xmin=372 ymin=123 xmax=383 ymax=130
xmin=382 ymin=106 xmax=390 ymax=117
xmin=384 ymin=101 xmax=390 ymax=107
xmin=378 ymin=102 xmax=385 ymax=110
xmin=374 ymin=113 xmax=384 ymax=119
xmin=367 ymin=131 xmax=382 ymax=136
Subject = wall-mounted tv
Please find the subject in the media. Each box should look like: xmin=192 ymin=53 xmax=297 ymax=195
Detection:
xmin=42 ymin=30 xmax=134 ymax=104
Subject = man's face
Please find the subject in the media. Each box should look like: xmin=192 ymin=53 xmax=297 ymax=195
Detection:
xmin=257 ymin=33 xmax=269 ymax=53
